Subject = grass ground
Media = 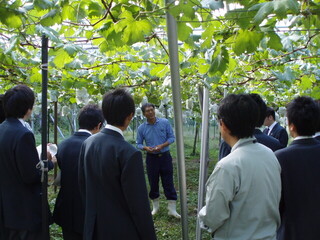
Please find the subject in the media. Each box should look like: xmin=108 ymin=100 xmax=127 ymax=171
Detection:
xmin=47 ymin=125 xmax=220 ymax=239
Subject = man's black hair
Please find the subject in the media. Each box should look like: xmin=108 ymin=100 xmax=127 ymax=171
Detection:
xmin=217 ymin=94 xmax=259 ymax=139
xmin=3 ymin=85 xmax=35 ymax=118
xmin=141 ymin=103 xmax=155 ymax=113
xmin=78 ymin=104 xmax=104 ymax=130
xmin=265 ymin=107 xmax=276 ymax=120
xmin=102 ymin=88 xmax=135 ymax=126
xmin=287 ymin=96 xmax=320 ymax=136
xmin=0 ymin=94 xmax=5 ymax=123
xmin=249 ymin=93 xmax=267 ymax=127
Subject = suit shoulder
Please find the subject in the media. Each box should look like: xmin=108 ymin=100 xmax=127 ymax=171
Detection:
xmin=122 ymin=140 xmax=140 ymax=154
xmin=59 ymin=134 xmax=87 ymax=147
xmin=275 ymin=144 xmax=297 ymax=160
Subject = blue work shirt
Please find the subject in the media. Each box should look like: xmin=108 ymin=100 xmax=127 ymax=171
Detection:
xmin=136 ymin=118 xmax=175 ymax=153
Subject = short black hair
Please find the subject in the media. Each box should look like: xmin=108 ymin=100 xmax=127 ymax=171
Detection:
xmin=287 ymin=96 xmax=320 ymax=136
xmin=265 ymin=107 xmax=276 ymax=120
xmin=141 ymin=103 xmax=155 ymax=113
xmin=249 ymin=93 xmax=267 ymax=127
xmin=0 ymin=94 xmax=5 ymax=123
xmin=78 ymin=104 xmax=104 ymax=130
xmin=3 ymin=85 xmax=35 ymax=118
xmin=102 ymin=88 xmax=135 ymax=126
xmin=217 ymin=94 xmax=258 ymax=138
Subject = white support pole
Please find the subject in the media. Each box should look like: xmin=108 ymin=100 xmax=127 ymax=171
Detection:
xmin=196 ymin=87 xmax=210 ymax=240
xmin=165 ymin=2 xmax=189 ymax=239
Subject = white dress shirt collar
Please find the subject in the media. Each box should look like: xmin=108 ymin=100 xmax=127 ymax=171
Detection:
xmin=18 ymin=118 xmax=33 ymax=132
xmin=268 ymin=121 xmax=277 ymax=134
xmin=294 ymin=136 xmax=313 ymax=140
xmin=105 ymin=124 xmax=123 ymax=136
xmin=18 ymin=118 xmax=26 ymax=126
xmin=78 ymin=129 xmax=92 ymax=135
xmin=314 ymin=132 xmax=320 ymax=138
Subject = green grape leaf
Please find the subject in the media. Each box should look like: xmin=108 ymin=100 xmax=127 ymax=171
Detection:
xmin=208 ymin=45 xmax=229 ymax=75
xmin=53 ymin=49 xmax=74 ymax=68
xmin=234 ymin=30 xmax=264 ymax=55
xmin=267 ymin=32 xmax=283 ymax=51
xmin=177 ymin=22 xmax=193 ymax=41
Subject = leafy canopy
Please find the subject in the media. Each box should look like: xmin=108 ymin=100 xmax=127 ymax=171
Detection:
xmin=0 ymin=0 xmax=319 ymax=112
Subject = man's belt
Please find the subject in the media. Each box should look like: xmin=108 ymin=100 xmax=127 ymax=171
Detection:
xmin=147 ymin=151 xmax=169 ymax=157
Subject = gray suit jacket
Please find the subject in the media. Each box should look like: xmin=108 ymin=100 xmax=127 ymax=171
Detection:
xmin=79 ymin=128 xmax=157 ymax=240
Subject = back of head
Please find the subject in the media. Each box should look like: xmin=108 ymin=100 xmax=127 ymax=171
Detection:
xmin=4 ymin=85 xmax=35 ymax=118
xmin=287 ymin=96 xmax=320 ymax=136
xmin=217 ymin=94 xmax=259 ymax=139
xmin=249 ymin=93 xmax=267 ymax=127
xmin=265 ymin=107 xmax=276 ymax=120
xmin=102 ymin=88 xmax=135 ymax=126
xmin=78 ymin=104 xmax=104 ymax=131
xmin=0 ymin=94 xmax=5 ymax=123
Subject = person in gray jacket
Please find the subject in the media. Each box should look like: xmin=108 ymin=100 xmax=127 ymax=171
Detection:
xmin=199 ymin=94 xmax=281 ymax=240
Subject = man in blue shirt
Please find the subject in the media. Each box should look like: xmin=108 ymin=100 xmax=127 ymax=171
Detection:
xmin=136 ymin=103 xmax=180 ymax=218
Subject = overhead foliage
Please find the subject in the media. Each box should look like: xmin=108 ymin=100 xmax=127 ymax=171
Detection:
xmin=0 ymin=0 xmax=319 ymax=112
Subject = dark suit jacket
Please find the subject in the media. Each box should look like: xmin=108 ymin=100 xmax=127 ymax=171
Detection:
xmin=219 ymin=129 xmax=282 ymax=160
xmin=254 ymin=129 xmax=282 ymax=152
xmin=53 ymin=131 xmax=91 ymax=234
xmin=275 ymin=138 xmax=320 ymax=240
xmin=218 ymin=140 xmax=231 ymax=160
xmin=79 ymin=128 xmax=157 ymax=240
xmin=0 ymin=118 xmax=44 ymax=231
xmin=263 ymin=122 xmax=289 ymax=147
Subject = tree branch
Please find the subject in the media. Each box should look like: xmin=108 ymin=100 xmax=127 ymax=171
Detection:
xmin=145 ymin=32 xmax=170 ymax=57
xmin=78 ymin=60 xmax=167 ymax=70
xmin=100 ymin=0 xmax=117 ymax=23
xmin=251 ymin=33 xmax=318 ymax=66
xmin=110 ymin=78 xmax=160 ymax=89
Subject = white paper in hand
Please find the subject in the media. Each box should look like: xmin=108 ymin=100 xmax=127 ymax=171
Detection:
xmin=36 ymin=143 xmax=58 ymax=160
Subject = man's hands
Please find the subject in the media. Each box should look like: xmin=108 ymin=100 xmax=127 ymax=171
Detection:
xmin=143 ymin=145 xmax=163 ymax=153
xmin=143 ymin=146 xmax=154 ymax=153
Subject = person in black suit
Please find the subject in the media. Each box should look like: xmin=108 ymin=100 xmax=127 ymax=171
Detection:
xmin=219 ymin=93 xmax=282 ymax=159
xmin=0 ymin=94 xmax=5 ymax=123
xmin=0 ymin=85 xmax=55 ymax=240
xmin=53 ymin=104 xmax=104 ymax=240
xmin=314 ymin=100 xmax=320 ymax=141
xmin=79 ymin=88 xmax=157 ymax=240
xmin=275 ymin=96 xmax=320 ymax=240
xmin=263 ymin=107 xmax=289 ymax=147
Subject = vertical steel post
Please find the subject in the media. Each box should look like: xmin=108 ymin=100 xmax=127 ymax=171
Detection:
xmin=41 ymin=35 xmax=49 ymax=240
xmin=196 ymin=87 xmax=210 ymax=240
xmin=165 ymin=2 xmax=189 ymax=239
xmin=53 ymin=101 xmax=58 ymax=192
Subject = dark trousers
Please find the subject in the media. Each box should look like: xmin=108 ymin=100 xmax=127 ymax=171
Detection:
xmin=62 ymin=228 xmax=83 ymax=240
xmin=146 ymin=151 xmax=177 ymax=200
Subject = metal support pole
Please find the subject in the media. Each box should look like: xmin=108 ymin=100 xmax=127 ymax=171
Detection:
xmin=165 ymin=3 xmax=189 ymax=239
xmin=164 ymin=104 xmax=168 ymax=119
xmin=41 ymin=35 xmax=49 ymax=240
xmin=196 ymin=87 xmax=210 ymax=240
xmin=49 ymin=114 xmax=65 ymax=139
xmin=53 ymin=101 xmax=58 ymax=192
